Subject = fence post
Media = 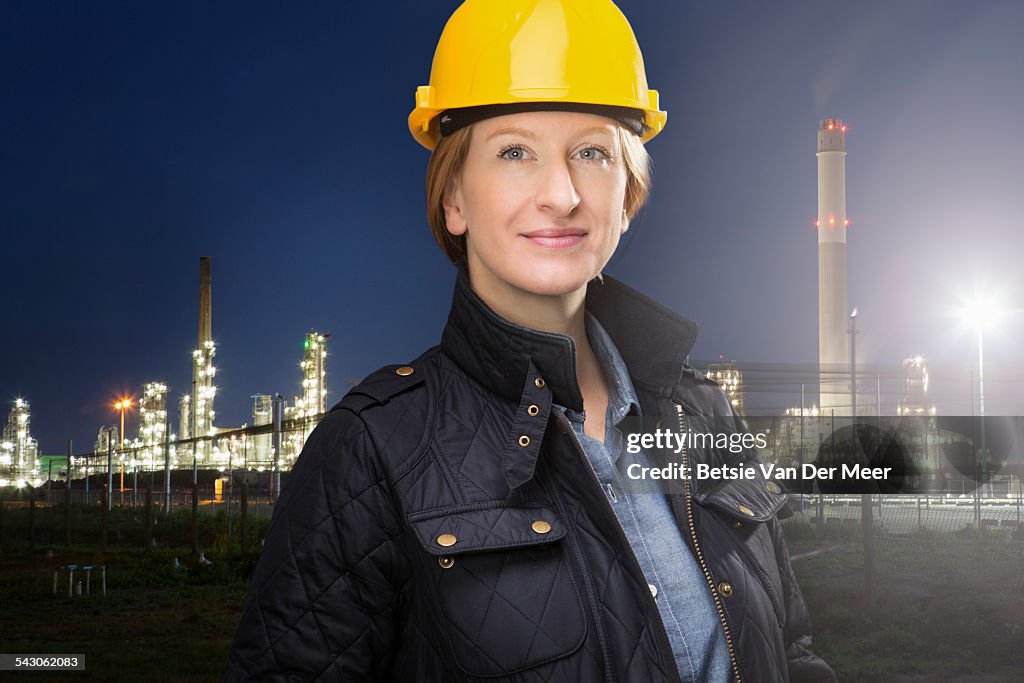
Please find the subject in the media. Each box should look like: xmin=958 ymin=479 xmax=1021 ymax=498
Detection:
xmin=106 ymin=434 xmax=113 ymax=512
xmin=163 ymin=408 xmax=172 ymax=514
xmin=240 ymin=481 xmax=248 ymax=557
xmin=66 ymin=440 xmax=73 ymax=547
xmin=100 ymin=484 xmax=109 ymax=551
xmin=29 ymin=486 xmax=36 ymax=548
xmin=65 ymin=484 xmax=72 ymax=549
xmin=1017 ymin=476 xmax=1021 ymax=526
xmin=145 ymin=486 xmax=153 ymax=552
xmin=861 ymin=493 xmax=873 ymax=611
xmin=272 ymin=395 xmax=283 ymax=503
xmin=191 ymin=483 xmax=199 ymax=557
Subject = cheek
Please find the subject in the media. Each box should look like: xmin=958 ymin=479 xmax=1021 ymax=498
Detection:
xmin=589 ymin=173 xmax=629 ymax=233
xmin=462 ymin=177 xmax=526 ymax=229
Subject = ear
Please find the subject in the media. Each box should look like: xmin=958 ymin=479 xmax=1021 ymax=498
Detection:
xmin=443 ymin=179 xmax=468 ymax=236
xmin=620 ymin=207 xmax=630 ymax=235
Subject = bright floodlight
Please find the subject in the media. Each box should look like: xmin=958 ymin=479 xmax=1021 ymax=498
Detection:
xmin=959 ymin=296 xmax=1005 ymax=329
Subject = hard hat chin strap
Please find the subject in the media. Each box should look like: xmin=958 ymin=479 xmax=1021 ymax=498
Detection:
xmin=438 ymin=102 xmax=647 ymax=138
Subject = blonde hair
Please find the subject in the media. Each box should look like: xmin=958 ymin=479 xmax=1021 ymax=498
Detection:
xmin=425 ymin=121 xmax=652 ymax=264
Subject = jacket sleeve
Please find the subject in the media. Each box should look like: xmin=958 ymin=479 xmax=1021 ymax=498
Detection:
xmin=767 ymin=516 xmax=838 ymax=683
xmin=224 ymin=408 xmax=408 ymax=682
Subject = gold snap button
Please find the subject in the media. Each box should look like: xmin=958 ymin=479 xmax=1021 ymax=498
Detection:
xmin=395 ymin=366 xmax=415 ymax=376
xmin=718 ymin=581 xmax=733 ymax=597
xmin=765 ymin=481 xmax=781 ymax=494
xmin=737 ymin=504 xmax=755 ymax=517
xmin=531 ymin=520 xmax=552 ymax=534
xmin=519 ymin=435 xmax=531 ymax=447
xmin=534 ymin=377 xmax=545 ymax=388
xmin=438 ymin=556 xmax=455 ymax=569
xmin=436 ymin=534 xmax=457 ymax=547
xmin=527 ymin=404 xmax=540 ymax=417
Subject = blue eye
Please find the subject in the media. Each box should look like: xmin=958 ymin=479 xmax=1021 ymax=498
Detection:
xmin=577 ymin=146 xmax=611 ymax=161
xmin=498 ymin=145 xmax=529 ymax=161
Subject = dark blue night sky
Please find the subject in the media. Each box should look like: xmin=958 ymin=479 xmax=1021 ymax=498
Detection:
xmin=3 ymin=1 xmax=1023 ymax=454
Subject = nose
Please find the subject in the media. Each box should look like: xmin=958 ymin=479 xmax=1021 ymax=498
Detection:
xmin=534 ymin=157 xmax=581 ymax=217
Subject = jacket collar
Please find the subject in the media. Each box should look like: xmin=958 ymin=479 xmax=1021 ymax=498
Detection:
xmin=440 ymin=263 xmax=700 ymax=414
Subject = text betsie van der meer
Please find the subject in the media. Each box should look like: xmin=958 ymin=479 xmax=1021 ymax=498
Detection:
xmin=624 ymin=429 xmax=892 ymax=482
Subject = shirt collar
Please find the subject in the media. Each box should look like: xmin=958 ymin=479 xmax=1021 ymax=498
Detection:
xmin=583 ymin=311 xmax=642 ymax=425
xmin=441 ymin=262 xmax=700 ymax=413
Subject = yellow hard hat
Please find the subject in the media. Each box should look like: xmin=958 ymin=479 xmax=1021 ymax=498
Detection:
xmin=408 ymin=0 xmax=667 ymax=150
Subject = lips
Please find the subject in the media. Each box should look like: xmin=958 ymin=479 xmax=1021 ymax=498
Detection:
xmin=522 ymin=228 xmax=588 ymax=249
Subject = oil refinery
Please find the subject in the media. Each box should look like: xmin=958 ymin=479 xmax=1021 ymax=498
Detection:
xmin=0 ymin=257 xmax=331 ymax=488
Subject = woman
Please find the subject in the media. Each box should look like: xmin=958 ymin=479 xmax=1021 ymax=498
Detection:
xmin=226 ymin=1 xmax=836 ymax=681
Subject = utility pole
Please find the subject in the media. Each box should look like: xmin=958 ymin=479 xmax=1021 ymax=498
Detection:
xmin=163 ymin=401 xmax=172 ymax=514
xmin=106 ymin=428 xmax=114 ymax=511
xmin=851 ymin=308 xmax=873 ymax=609
xmin=271 ymin=394 xmax=284 ymax=503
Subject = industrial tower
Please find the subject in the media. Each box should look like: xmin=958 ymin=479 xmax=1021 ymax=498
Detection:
xmin=190 ymin=256 xmax=217 ymax=465
xmin=138 ymin=382 xmax=168 ymax=470
xmin=283 ymin=330 xmax=330 ymax=466
xmin=817 ymin=119 xmax=850 ymax=415
xmin=897 ymin=356 xmax=934 ymax=417
xmin=298 ymin=330 xmax=329 ymax=418
xmin=0 ymin=398 xmax=39 ymax=485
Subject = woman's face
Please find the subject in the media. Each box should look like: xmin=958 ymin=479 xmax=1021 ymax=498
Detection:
xmin=443 ymin=111 xmax=630 ymax=303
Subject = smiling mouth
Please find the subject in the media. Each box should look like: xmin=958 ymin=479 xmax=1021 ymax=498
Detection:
xmin=522 ymin=229 xmax=588 ymax=249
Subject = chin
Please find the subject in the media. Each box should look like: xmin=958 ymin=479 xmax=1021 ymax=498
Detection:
xmin=511 ymin=260 xmax=600 ymax=298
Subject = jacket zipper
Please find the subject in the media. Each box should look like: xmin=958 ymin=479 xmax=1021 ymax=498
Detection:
xmin=549 ymin=410 xmax=682 ymax=683
xmin=676 ymin=402 xmax=743 ymax=683
xmin=536 ymin=425 xmax=618 ymax=683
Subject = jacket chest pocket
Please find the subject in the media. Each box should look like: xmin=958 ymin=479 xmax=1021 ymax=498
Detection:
xmin=407 ymin=504 xmax=587 ymax=678
xmin=694 ymin=477 xmax=790 ymax=627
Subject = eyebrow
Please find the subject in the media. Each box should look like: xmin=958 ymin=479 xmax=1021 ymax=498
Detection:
xmin=485 ymin=125 xmax=616 ymax=142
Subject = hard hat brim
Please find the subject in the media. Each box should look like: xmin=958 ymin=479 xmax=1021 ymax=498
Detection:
xmin=409 ymin=92 xmax=666 ymax=151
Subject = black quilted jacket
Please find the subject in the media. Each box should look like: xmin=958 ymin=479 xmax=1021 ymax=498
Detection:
xmin=225 ymin=267 xmax=837 ymax=683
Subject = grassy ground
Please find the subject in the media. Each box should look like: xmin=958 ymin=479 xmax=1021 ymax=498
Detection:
xmin=2 ymin=506 xmax=1023 ymax=681
xmin=1 ymin=544 xmax=250 ymax=682
xmin=786 ymin=523 xmax=1024 ymax=682
xmin=0 ymin=503 xmax=262 ymax=682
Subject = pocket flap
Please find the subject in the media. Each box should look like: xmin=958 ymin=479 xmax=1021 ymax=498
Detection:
xmin=695 ymin=475 xmax=789 ymax=523
xmin=407 ymin=504 xmax=565 ymax=556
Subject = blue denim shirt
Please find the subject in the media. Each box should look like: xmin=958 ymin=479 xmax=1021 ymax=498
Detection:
xmin=555 ymin=313 xmax=731 ymax=683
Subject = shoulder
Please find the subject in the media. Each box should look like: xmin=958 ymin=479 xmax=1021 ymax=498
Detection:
xmin=322 ymin=345 xmax=444 ymax=470
xmin=673 ymin=363 xmax=738 ymax=420
xmin=332 ymin=345 xmax=442 ymax=417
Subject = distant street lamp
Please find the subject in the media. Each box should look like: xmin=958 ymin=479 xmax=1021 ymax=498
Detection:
xmin=114 ymin=398 xmax=133 ymax=494
xmin=114 ymin=399 xmax=132 ymax=448
xmin=957 ymin=298 xmax=1023 ymax=498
